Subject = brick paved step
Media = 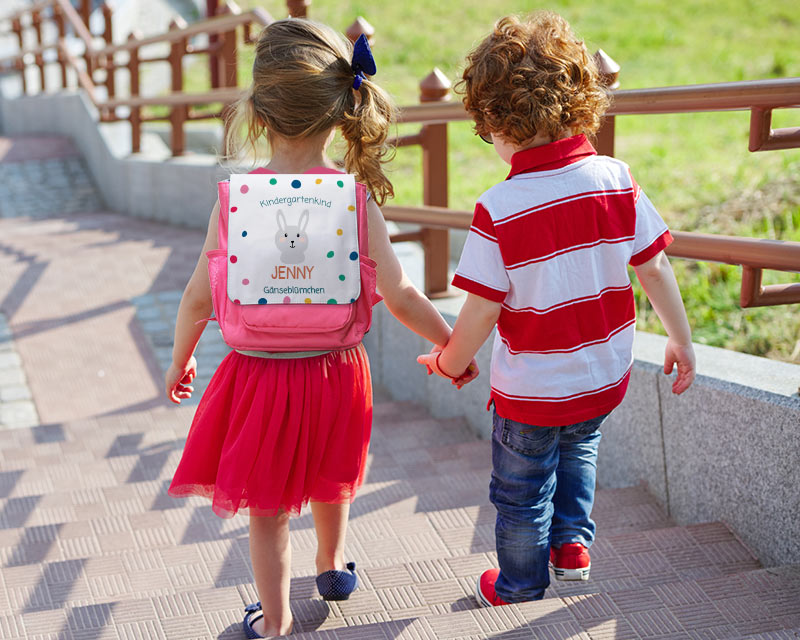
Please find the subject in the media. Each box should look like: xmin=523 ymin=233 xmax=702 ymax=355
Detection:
xmin=2 ymin=400 xmax=793 ymax=639
xmin=285 ymin=561 xmax=800 ymax=639
xmin=3 ymin=548 xmax=793 ymax=638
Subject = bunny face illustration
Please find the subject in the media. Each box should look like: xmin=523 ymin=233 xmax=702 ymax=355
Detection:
xmin=275 ymin=209 xmax=310 ymax=264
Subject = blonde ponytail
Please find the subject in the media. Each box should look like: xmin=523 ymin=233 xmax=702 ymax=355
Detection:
xmin=340 ymin=79 xmax=397 ymax=206
xmin=223 ymin=87 xmax=268 ymax=166
xmin=221 ymin=19 xmax=397 ymax=198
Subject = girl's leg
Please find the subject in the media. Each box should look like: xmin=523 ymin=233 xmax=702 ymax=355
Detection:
xmin=249 ymin=512 xmax=293 ymax=637
xmin=310 ymin=501 xmax=350 ymax=573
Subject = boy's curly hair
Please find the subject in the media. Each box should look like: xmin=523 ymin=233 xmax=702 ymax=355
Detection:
xmin=459 ymin=12 xmax=610 ymax=146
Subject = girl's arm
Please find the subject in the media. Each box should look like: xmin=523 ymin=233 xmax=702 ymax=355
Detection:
xmin=165 ymin=201 xmax=220 ymax=403
xmin=418 ymin=293 xmax=501 ymax=378
xmin=632 ymin=250 xmax=696 ymax=394
xmin=367 ymin=199 xmax=452 ymax=347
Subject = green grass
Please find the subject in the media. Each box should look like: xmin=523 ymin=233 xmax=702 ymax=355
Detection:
xmin=194 ymin=0 xmax=800 ymax=362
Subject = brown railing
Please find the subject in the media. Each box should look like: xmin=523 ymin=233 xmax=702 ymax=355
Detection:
xmin=386 ymin=76 xmax=800 ymax=305
xmin=1 ymin=4 xmax=799 ymax=306
xmin=0 ymin=0 xmax=277 ymax=155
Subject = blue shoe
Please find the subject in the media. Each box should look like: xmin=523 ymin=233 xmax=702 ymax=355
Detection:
xmin=242 ymin=602 xmax=264 ymax=639
xmin=315 ymin=561 xmax=359 ymax=601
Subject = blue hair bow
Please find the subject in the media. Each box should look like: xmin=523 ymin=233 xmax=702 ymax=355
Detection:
xmin=350 ymin=34 xmax=376 ymax=90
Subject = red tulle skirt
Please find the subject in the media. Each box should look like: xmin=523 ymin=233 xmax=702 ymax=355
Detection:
xmin=168 ymin=344 xmax=372 ymax=518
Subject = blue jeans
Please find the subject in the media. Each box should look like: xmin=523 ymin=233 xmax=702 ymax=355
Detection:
xmin=490 ymin=408 xmax=607 ymax=602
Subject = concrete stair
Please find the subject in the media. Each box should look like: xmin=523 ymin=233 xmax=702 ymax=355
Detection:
xmin=1 ymin=397 xmax=798 ymax=639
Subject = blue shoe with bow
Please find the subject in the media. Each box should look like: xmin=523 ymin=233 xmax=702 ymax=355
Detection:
xmin=315 ymin=561 xmax=359 ymax=601
xmin=242 ymin=602 xmax=264 ymax=639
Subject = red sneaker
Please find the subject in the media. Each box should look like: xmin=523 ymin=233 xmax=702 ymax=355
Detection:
xmin=475 ymin=569 xmax=510 ymax=607
xmin=552 ymin=542 xmax=591 ymax=581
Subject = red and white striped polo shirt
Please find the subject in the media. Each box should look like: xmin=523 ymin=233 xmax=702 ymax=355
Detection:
xmin=452 ymin=134 xmax=672 ymax=426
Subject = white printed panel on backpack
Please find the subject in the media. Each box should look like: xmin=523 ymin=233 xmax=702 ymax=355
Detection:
xmin=227 ymin=174 xmax=361 ymax=305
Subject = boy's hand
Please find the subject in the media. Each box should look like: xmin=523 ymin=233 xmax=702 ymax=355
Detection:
xmin=166 ymin=357 xmax=197 ymax=404
xmin=664 ymin=339 xmax=695 ymax=395
xmin=454 ymin=360 xmax=480 ymax=387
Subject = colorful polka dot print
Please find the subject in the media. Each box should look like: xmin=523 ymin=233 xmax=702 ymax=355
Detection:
xmin=226 ymin=173 xmax=361 ymax=305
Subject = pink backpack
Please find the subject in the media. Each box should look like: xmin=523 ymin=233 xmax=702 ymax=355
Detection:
xmin=206 ymin=169 xmax=381 ymax=352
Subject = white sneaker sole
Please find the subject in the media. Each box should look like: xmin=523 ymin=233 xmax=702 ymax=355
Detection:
xmin=474 ymin=575 xmax=494 ymax=607
xmin=553 ymin=564 xmax=590 ymax=581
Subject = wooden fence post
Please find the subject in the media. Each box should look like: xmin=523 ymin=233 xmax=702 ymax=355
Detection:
xmin=128 ymin=31 xmax=142 ymax=153
xmin=102 ymin=3 xmax=115 ymax=100
xmin=217 ymin=4 xmax=238 ymax=89
xmin=217 ymin=4 xmax=238 ymax=145
xmin=31 ymin=9 xmax=46 ymax=91
xmin=286 ymin=1 xmax=311 ymax=18
xmin=593 ymin=49 xmax=620 ymax=157
xmin=420 ymin=68 xmax=452 ymax=297
xmin=11 ymin=17 xmax=26 ymax=94
xmin=53 ymin=4 xmax=68 ymax=88
xmin=345 ymin=17 xmax=374 ymax=45
xmin=168 ymin=18 xmax=188 ymax=156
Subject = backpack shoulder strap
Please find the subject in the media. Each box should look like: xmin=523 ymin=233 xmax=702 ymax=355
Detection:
xmin=355 ymin=182 xmax=369 ymax=257
xmin=216 ymin=180 xmax=230 ymax=252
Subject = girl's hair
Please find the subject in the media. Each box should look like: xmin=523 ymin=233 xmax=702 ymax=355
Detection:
xmin=458 ymin=12 xmax=610 ymax=145
xmin=224 ymin=19 xmax=397 ymax=205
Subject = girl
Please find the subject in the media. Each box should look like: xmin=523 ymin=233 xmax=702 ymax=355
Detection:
xmin=164 ymin=18 xmax=475 ymax=639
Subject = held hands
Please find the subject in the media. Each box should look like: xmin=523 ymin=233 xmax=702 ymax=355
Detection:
xmin=417 ymin=345 xmax=479 ymax=389
xmin=664 ymin=339 xmax=696 ymax=395
xmin=165 ymin=356 xmax=197 ymax=404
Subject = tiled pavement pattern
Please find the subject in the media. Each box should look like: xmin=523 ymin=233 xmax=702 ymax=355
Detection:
xmin=131 ymin=292 xmax=232 ymax=406
xmin=0 ymin=135 xmax=798 ymax=639
xmin=0 ymin=137 xmax=104 ymax=219
xmin=0 ymin=312 xmax=40 ymax=429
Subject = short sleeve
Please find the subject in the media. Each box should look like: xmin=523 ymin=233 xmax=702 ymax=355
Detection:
xmin=452 ymin=203 xmax=509 ymax=302
xmin=629 ymin=179 xmax=673 ymax=266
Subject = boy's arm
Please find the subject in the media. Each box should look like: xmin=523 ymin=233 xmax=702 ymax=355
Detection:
xmin=426 ymin=293 xmax=501 ymax=377
xmin=633 ymin=250 xmax=696 ymax=394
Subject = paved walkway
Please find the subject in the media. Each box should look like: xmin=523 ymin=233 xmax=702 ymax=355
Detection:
xmin=0 ymin=136 xmax=799 ymax=639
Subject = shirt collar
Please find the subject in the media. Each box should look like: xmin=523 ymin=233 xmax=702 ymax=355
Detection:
xmin=507 ymin=134 xmax=597 ymax=179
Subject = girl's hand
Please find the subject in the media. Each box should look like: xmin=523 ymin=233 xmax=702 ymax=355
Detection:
xmin=664 ymin=339 xmax=695 ymax=395
xmin=166 ymin=357 xmax=197 ymax=404
xmin=417 ymin=348 xmax=479 ymax=389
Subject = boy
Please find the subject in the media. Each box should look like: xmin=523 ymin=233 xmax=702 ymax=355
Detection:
xmin=418 ymin=11 xmax=696 ymax=605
